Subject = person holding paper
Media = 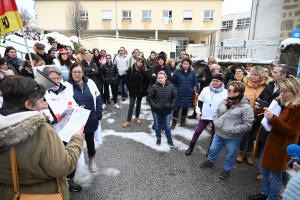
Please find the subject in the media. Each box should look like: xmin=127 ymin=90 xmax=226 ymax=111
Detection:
xmin=65 ymin=62 xmax=102 ymax=173
xmin=42 ymin=66 xmax=82 ymax=192
xmin=248 ymin=76 xmax=300 ymax=200
xmin=0 ymin=76 xmax=84 ymax=200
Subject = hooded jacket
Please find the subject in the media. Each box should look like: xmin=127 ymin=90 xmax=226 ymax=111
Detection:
xmin=213 ymin=95 xmax=254 ymax=139
xmin=0 ymin=110 xmax=83 ymax=200
xmin=113 ymin=54 xmax=129 ymax=76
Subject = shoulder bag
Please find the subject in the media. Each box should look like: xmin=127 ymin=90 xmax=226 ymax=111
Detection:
xmin=192 ymin=88 xmax=199 ymax=107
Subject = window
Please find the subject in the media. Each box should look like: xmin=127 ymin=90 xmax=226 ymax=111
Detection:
xmin=183 ymin=10 xmax=193 ymax=20
xmin=237 ymin=18 xmax=250 ymax=27
xmin=221 ymin=20 xmax=233 ymax=29
xmin=102 ymin=10 xmax=111 ymax=20
xmin=162 ymin=10 xmax=172 ymax=20
xmin=80 ymin=10 xmax=88 ymax=20
xmin=122 ymin=10 xmax=131 ymax=20
xmin=142 ymin=10 xmax=151 ymax=20
xmin=204 ymin=10 xmax=214 ymax=21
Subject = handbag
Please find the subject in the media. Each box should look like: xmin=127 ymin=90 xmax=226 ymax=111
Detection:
xmin=192 ymin=89 xmax=199 ymax=107
xmin=10 ymin=146 xmax=63 ymax=200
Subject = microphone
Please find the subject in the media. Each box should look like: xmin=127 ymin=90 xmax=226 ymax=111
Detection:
xmin=286 ymin=144 xmax=300 ymax=163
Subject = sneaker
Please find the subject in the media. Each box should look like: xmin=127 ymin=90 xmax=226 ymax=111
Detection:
xmin=89 ymin=157 xmax=97 ymax=172
xmin=167 ymin=139 xmax=174 ymax=148
xmin=68 ymin=179 xmax=82 ymax=192
xmin=107 ymin=100 xmax=112 ymax=104
xmin=219 ymin=169 xmax=230 ymax=180
xmin=156 ymin=137 xmax=161 ymax=145
xmin=247 ymin=193 xmax=267 ymax=200
xmin=114 ymin=103 xmax=120 ymax=109
xmin=200 ymin=159 xmax=214 ymax=168
xmin=102 ymin=104 xmax=106 ymax=109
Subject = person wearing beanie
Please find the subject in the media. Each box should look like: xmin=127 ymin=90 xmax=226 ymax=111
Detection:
xmin=185 ymin=73 xmax=227 ymax=156
xmin=236 ymin=66 xmax=272 ymax=165
xmin=33 ymin=42 xmax=53 ymax=65
xmin=170 ymin=57 xmax=198 ymax=129
xmin=76 ymin=46 xmax=87 ymax=62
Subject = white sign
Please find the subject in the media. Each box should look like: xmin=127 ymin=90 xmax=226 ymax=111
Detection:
xmin=223 ymin=38 xmax=244 ymax=47
xmin=246 ymin=40 xmax=266 ymax=49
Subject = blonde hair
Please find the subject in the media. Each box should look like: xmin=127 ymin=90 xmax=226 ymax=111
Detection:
xmin=278 ymin=76 xmax=300 ymax=106
xmin=166 ymin=58 xmax=175 ymax=66
xmin=210 ymin=64 xmax=221 ymax=73
xmin=250 ymin=66 xmax=265 ymax=79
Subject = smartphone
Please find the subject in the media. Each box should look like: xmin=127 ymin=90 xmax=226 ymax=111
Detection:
xmin=257 ymin=99 xmax=268 ymax=108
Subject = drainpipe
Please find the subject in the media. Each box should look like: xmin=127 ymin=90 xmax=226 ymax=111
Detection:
xmin=249 ymin=0 xmax=259 ymax=40
xmin=115 ymin=0 xmax=119 ymax=38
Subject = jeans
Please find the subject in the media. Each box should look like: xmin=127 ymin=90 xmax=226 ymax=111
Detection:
xmin=117 ymin=75 xmax=126 ymax=97
xmin=208 ymin=134 xmax=242 ymax=171
xmin=172 ymin=106 xmax=188 ymax=118
xmin=104 ymin=84 xmax=117 ymax=104
xmin=152 ymin=112 xmax=172 ymax=140
xmin=126 ymin=96 xmax=142 ymax=122
xmin=191 ymin=119 xmax=215 ymax=144
xmin=239 ymin=120 xmax=260 ymax=153
xmin=85 ymin=132 xmax=96 ymax=157
xmin=259 ymin=143 xmax=283 ymax=200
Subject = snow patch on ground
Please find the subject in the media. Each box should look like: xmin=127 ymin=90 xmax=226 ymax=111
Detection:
xmin=106 ymin=119 xmax=115 ymax=123
xmin=74 ymin=165 xmax=99 ymax=187
xmin=101 ymin=168 xmax=120 ymax=176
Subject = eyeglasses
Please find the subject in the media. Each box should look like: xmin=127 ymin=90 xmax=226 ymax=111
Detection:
xmin=280 ymin=90 xmax=291 ymax=94
xmin=72 ymin=71 xmax=82 ymax=74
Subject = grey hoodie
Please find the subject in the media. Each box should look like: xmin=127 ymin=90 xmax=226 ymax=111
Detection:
xmin=213 ymin=95 xmax=254 ymax=139
xmin=113 ymin=54 xmax=129 ymax=76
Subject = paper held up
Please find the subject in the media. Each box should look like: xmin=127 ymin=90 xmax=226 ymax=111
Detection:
xmin=261 ymin=100 xmax=282 ymax=131
xmin=58 ymin=107 xmax=90 ymax=142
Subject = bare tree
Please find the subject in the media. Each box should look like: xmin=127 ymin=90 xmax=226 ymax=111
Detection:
xmin=18 ymin=8 xmax=41 ymax=40
xmin=66 ymin=0 xmax=85 ymax=41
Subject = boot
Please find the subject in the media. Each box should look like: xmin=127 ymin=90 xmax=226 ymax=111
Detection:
xmin=181 ymin=116 xmax=187 ymax=127
xmin=245 ymin=153 xmax=254 ymax=165
xmin=185 ymin=142 xmax=195 ymax=156
xmin=170 ymin=118 xmax=177 ymax=129
xmin=236 ymin=152 xmax=246 ymax=163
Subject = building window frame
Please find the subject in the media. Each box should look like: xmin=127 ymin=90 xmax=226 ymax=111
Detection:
xmin=80 ymin=10 xmax=88 ymax=20
xmin=162 ymin=10 xmax=172 ymax=21
xmin=122 ymin=10 xmax=131 ymax=20
xmin=102 ymin=10 xmax=112 ymax=20
xmin=142 ymin=10 xmax=152 ymax=21
xmin=183 ymin=10 xmax=193 ymax=21
xmin=237 ymin=18 xmax=250 ymax=27
xmin=204 ymin=10 xmax=214 ymax=21
xmin=221 ymin=20 xmax=233 ymax=29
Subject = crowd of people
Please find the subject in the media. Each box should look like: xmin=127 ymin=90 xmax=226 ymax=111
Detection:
xmin=1 ymin=42 xmax=300 ymax=200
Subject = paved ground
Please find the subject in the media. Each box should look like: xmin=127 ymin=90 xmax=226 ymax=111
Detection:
xmin=70 ymin=97 xmax=262 ymax=200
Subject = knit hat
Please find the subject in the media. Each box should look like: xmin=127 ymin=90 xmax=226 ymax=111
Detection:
xmin=157 ymin=51 xmax=166 ymax=63
xmin=79 ymin=46 xmax=87 ymax=52
xmin=212 ymin=73 xmax=223 ymax=82
xmin=36 ymin=43 xmax=45 ymax=50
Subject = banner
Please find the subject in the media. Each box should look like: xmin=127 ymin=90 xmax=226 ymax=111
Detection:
xmin=0 ymin=0 xmax=23 ymax=36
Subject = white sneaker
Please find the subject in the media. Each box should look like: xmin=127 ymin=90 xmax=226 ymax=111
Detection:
xmin=89 ymin=157 xmax=97 ymax=172
xmin=102 ymin=104 xmax=106 ymax=109
xmin=114 ymin=103 xmax=120 ymax=109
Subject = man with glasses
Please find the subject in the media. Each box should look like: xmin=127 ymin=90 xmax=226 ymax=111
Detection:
xmin=100 ymin=54 xmax=120 ymax=109
xmin=114 ymin=47 xmax=129 ymax=101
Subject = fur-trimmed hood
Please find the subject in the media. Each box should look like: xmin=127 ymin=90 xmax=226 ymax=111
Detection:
xmin=176 ymin=64 xmax=194 ymax=71
xmin=0 ymin=111 xmax=44 ymax=151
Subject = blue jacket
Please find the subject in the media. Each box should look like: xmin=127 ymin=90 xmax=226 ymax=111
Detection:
xmin=171 ymin=66 xmax=198 ymax=107
xmin=67 ymin=76 xmax=102 ymax=133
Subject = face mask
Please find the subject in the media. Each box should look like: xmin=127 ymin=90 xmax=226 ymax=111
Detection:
xmin=51 ymin=85 xmax=60 ymax=91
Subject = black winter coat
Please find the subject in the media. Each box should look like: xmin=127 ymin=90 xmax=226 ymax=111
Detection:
xmin=148 ymin=64 xmax=172 ymax=86
xmin=257 ymin=81 xmax=280 ymax=106
xmin=36 ymin=53 xmax=53 ymax=65
xmin=125 ymin=65 xmax=150 ymax=98
xmin=100 ymin=62 xmax=119 ymax=84
xmin=20 ymin=68 xmax=34 ymax=79
xmin=197 ymin=65 xmax=212 ymax=93
xmin=81 ymin=59 xmax=99 ymax=85
xmin=148 ymin=81 xmax=178 ymax=116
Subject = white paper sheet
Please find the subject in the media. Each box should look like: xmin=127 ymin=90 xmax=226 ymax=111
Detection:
xmin=261 ymin=100 xmax=282 ymax=131
xmin=58 ymin=107 xmax=90 ymax=142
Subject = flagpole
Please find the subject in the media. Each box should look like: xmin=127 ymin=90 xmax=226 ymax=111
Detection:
xmin=21 ymin=29 xmax=37 ymax=77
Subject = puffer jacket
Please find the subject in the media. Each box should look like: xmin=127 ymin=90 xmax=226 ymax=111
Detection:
xmin=125 ymin=65 xmax=150 ymax=98
xmin=148 ymin=81 xmax=177 ymax=116
xmin=0 ymin=110 xmax=83 ymax=200
xmin=213 ymin=95 xmax=254 ymax=139
xmin=171 ymin=66 xmax=198 ymax=108
xmin=148 ymin=64 xmax=172 ymax=86
xmin=100 ymin=62 xmax=119 ymax=84
xmin=67 ymin=76 xmax=102 ymax=133
xmin=197 ymin=65 xmax=212 ymax=93
xmin=81 ymin=59 xmax=99 ymax=85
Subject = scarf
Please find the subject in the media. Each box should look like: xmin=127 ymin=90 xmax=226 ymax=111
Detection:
xmin=235 ymin=75 xmax=244 ymax=82
xmin=155 ymin=63 xmax=164 ymax=71
xmin=133 ymin=55 xmax=138 ymax=60
xmin=226 ymin=94 xmax=244 ymax=109
xmin=5 ymin=55 xmax=22 ymax=69
xmin=209 ymin=82 xmax=224 ymax=94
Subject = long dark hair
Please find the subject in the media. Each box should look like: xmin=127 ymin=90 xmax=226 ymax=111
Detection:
xmin=58 ymin=53 xmax=72 ymax=67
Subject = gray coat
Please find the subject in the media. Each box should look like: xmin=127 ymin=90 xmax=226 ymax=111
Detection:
xmin=213 ymin=95 xmax=254 ymax=139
